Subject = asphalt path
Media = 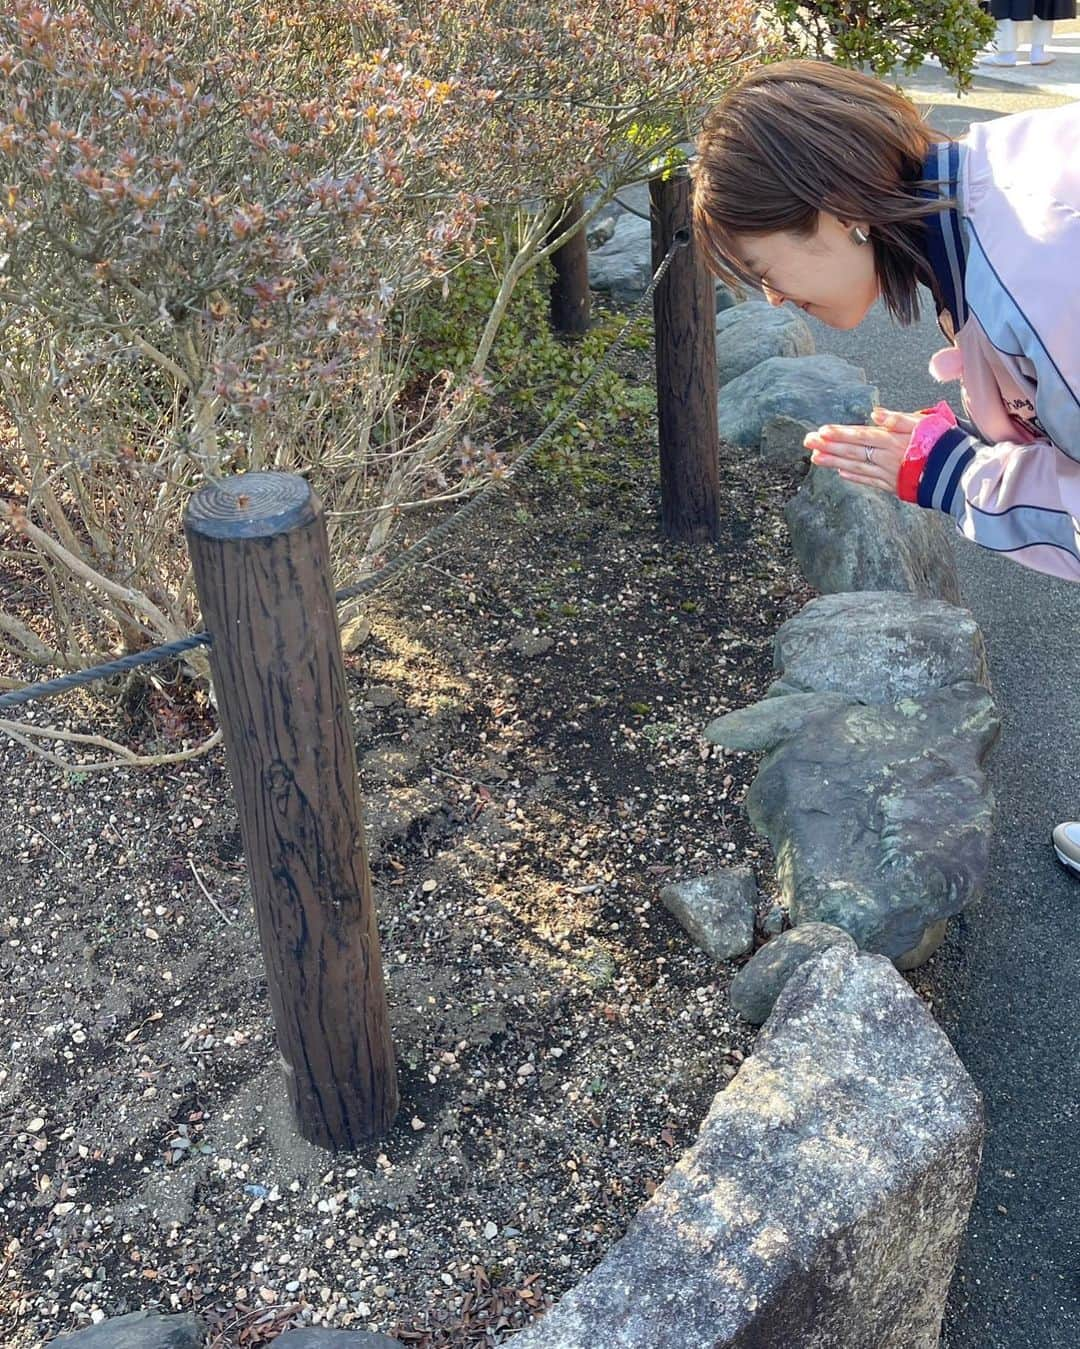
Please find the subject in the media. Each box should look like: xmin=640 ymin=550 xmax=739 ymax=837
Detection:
xmin=804 ymin=70 xmax=1080 ymax=1349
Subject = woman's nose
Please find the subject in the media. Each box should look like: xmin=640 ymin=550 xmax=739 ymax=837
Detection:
xmin=762 ymin=285 xmax=785 ymax=307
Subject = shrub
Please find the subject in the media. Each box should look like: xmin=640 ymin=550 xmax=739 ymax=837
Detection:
xmin=769 ymin=0 xmax=995 ymax=87
xmin=0 ymin=0 xmax=762 ymax=766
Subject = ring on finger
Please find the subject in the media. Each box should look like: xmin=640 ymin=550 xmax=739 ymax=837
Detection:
xmin=863 ymin=444 xmax=876 ymax=464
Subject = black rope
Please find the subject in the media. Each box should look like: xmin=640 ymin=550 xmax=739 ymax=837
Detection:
xmin=612 ymin=195 xmax=652 ymax=223
xmin=0 ymin=633 xmax=211 ymax=713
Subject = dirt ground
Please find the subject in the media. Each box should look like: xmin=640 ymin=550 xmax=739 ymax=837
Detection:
xmin=0 ymin=328 xmax=815 ymax=1347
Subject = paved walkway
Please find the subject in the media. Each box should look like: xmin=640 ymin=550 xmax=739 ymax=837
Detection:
xmin=803 ymin=66 xmax=1080 ymax=1348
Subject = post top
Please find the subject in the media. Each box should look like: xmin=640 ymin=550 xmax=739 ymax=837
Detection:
xmin=185 ymin=472 xmax=318 ymax=539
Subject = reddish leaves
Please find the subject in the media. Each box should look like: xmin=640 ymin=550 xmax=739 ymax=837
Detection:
xmin=393 ymin=1266 xmax=553 ymax=1347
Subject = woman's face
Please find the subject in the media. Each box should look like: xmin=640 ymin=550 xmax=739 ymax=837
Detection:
xmin=729 ymin=212 xmax=879 ymax=330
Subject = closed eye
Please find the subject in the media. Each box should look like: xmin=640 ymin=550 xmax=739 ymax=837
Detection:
xmin=735 ymin=256 xmax=767 ymax=289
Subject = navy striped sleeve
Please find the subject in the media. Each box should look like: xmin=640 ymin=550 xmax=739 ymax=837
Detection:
xmin=916 ymin=426 xmax=979 ymax=513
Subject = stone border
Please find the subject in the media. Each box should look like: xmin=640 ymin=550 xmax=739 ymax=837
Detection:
xmin=510 ymin=245 xmax=991 ymax=1346
xmin=591 ymin=213 xmax=997 ymax=968
xmin=512 ymin=945 xmax=982 ymax=1348
xmin=51 ymin=216 xmax=993 ymax=1349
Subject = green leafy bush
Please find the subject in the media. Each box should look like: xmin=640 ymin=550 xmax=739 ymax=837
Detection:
xmin=770 ymin=0 xmax=995 ymax=87
xmin=407 ymin=233 xmax=655 ymax=489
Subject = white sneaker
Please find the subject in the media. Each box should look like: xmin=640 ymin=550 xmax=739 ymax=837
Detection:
xmin=978 ymin=51 xmax=1018 ymax=66
xmin=1029 ymin=46 xmax=1055 ymax=65
xmin=1052 ymin=822 xmax=1080 ymax=876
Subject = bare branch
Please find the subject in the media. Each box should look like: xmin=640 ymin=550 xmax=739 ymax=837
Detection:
xmin=0 ymin=718 xmax=223 ymax=772
xmin=0 ymin=501 xmax=181 ymax=640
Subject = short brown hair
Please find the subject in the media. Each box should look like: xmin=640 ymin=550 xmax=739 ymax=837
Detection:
xmin=690 ymin=60 xmax=951 ymax=325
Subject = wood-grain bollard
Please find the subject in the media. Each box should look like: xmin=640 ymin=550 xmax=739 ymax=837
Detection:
xmin=546 ymin=195 xmax=591 ymax=337
xmin=649 ymin=167 xmax=722 ymax=542
xmin=184 ymin=472 xmax=399 ymax=1150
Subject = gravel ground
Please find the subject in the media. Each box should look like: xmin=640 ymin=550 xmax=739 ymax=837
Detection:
xmin=1 ymin=326 xmax=815 ymax=1347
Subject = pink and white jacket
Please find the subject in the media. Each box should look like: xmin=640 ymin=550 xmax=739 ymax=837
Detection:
xmin=909 ymin=109 xmax=1080 ymax=581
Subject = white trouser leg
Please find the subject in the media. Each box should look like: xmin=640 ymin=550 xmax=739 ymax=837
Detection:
xmin=997 ymin=19 xmax=1018 ymax=53
xmin=980 ymin=18 xmax=1019 ymax=63
xmin=1030 ymin=17 xmax=1055 ymax=57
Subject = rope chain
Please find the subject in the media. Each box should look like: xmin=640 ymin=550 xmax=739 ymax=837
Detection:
xmin=0 ymin=634 xmax=211 ymax=713
xmin=0 ymin=233 xmax=688 ymax=717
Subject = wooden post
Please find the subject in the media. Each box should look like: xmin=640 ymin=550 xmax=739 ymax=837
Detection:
xmin=649 ymin=167 xmax=722 ymax=542
xmin=184 ymin=472 xmax=398 ymax=1150
xmin=547 ymin=196 xmax=591 ymax=337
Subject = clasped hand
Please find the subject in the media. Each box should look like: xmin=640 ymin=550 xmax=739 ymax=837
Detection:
xmin=803 ymin=407 xmax=919 ymax=495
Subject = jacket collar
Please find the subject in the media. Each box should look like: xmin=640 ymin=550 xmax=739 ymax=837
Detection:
xmin=917 ymin=140 xmax=969 ymax=330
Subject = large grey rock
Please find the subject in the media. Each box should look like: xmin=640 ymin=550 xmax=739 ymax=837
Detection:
xmin=730 ymin=922 xmax=856 ymax=1024
xmin=511 ymin=945 xmax=983 ymax=1349
xmin=659 ymin=867 xmax=756 ymax=960
xmin=894 ymin=918 xmax=949 ymax=972
xmin=718 ymin=354 xmax=876 ymax=449
xmin=746 ymin=682 xmax=999 ymax=962
xmin=587 ymin=214 xmax=653 ymax=302
xmin=273 ymin=1332 xmax=404 ymax=1348
xmin=50 ymin=1312 xmax=203 ymax=1348
xmin=760 ymin=414 xmax=814 ymax=470
xmin=762 ymin=677 xmax=811 ymax=700
xmin=774 ymin=591 xmax=989 ymax=704
xmin=704 ymin=690 xmax=858 ymax=753
xmin=786 ymin=466 xmax=963 ymax=604
xmin=715 ymin=280 xmax=740 ymax=312
xmin=585 ymin=187 xmax=748 ymax=311
xmin=715 ymin=302 xmax=814 ymax=386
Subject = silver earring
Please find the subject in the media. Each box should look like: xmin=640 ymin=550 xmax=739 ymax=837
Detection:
xmin=851 ymin=226 xmax=870 ymax=246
